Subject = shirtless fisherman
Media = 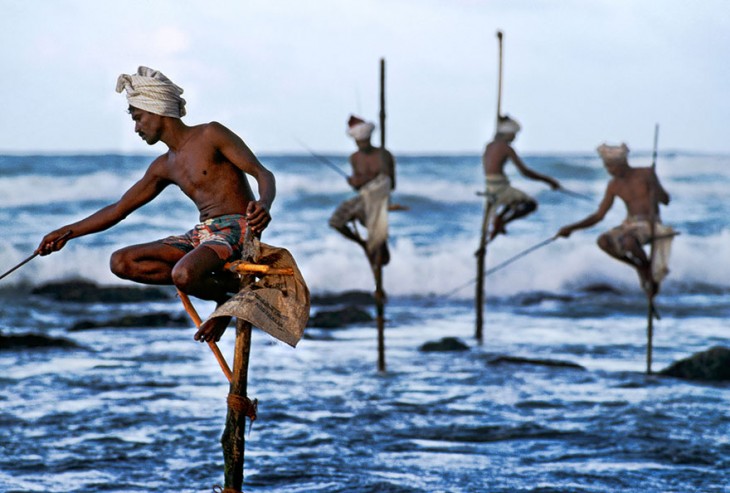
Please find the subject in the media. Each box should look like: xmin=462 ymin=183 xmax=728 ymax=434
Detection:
xmin=483 ymin=115 xmax=561 ymax=241
xmin=328 ymin=115 xmax=395 ymax=264
xmin=556 ymin=143 xmax=673 ymax=297
xmin=36 ymin=66 xmax=276 ymax=342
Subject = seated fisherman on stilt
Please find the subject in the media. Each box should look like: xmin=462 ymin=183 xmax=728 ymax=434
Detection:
xmin=557 ymin=143 xmax=674 ymax=298
xmin=329 ymin=115 xmax=395 ymax=265
xmin=482 ymin=115 xmax=561 ymax=241
xmin=36 ymin=66 xmax=276 ymax=342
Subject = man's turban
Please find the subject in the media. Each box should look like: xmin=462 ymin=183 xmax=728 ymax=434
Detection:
xmin=597 ymin=143 xmax=629 ymax=163
xmin=116 ymin=66 xmax=186 ymax=118
xmin=496 ymin=115 xmax=521 ymax=135
xmin=347 ymin=115 xmax=375 ymax=141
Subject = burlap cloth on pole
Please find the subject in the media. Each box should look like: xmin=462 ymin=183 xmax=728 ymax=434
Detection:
xmin=362 ymin=173 xmax=391 ymax=256
xmin=206 ymin=239 xmax=310 ymax=347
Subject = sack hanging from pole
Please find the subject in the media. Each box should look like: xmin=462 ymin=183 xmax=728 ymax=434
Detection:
xmin=206 ymin=239 xmax=310 ymax=347
xmin=361 ymin=173 xmax=391 ymax=256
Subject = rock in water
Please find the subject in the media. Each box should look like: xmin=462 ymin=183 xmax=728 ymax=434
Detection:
xmin=307 ymin=306 xmax=373 ymax=328
xmin=32 ymin=279 xmax=172 ymax=303
xmin=419 ymin=337 xmax=470 ymax=352
xmin=0 ymin=332 xmax=80 ymax=350
xmin=659 ymin=346 xmax=730 ymax=382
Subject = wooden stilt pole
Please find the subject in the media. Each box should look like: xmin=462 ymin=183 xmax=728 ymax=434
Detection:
xmin=646 ymin=123 xmax=660 ymax=375
xmin=475 ymin=31 xmax=503 ymax=343
xmin=375 ymin=56 xmax=387 ymax=373
xmin=475 ymin=201 xmax=492 ymax=344
xmin=221 ymin=232 xmax=258 ymax=492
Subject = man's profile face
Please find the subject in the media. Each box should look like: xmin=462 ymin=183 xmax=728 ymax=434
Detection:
xmin=129 ymin=106 xmax=163 ymax=145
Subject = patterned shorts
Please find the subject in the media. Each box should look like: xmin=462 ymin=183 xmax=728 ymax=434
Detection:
xmin=161 ymin=214 xmax=248 ymax=261
xmin=329 ymin=195 xmax=366 ymax=229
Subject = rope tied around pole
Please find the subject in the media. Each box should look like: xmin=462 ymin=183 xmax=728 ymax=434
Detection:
xmin=227 ymin=393 xmax=258 ymax=434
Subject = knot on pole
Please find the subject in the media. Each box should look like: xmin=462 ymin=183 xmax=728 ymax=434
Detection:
xmin=227 ymin=393 xmax=258 ymax=433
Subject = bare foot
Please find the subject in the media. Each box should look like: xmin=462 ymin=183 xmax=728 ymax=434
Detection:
xmin=638 ymin=268 xmax=659 ymax=298
xmin=488 ymin=221 xmax=506 ymax=242
xmin=194 ymin=316 xmax=232 ymax=343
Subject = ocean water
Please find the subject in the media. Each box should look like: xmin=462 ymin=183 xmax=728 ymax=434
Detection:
xmin=0 ymin=151 xmax=728 ymax=492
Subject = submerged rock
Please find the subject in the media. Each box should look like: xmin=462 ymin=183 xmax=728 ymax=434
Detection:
xmin=69 ymin=312 xmax=189 ymax=331
xmin=32 ymin=279 xmax=172 ymax=303
xmin=419 ymin=337 xmax=470 ymax=352
xmin=307 ymin=306 xmax=373 ymax=328
xmin=659 ymin=346 xmax=730 ymax=382
xmin=0 ymin=332 xmax=80 ymax=350
xmin=310 ymin=290 xmax=374 ymax=306
xmin=488 ymin=355 xmax=585 ymax=370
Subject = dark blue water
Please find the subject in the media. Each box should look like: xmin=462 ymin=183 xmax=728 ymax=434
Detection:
xmin=1 ymin=153 xmax=728 ymax=492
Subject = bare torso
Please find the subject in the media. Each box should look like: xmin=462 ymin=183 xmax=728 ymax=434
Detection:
xmin=155 ymin=124 xmax=256 ymax=221
xmin=348 ymin=146 xmax=395 ymax=190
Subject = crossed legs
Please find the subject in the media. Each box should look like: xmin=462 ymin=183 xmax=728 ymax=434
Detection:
xmin=110 ymin=241 xmax=236 ymax=341
xmin=597 ymin=233 xmax=657 ymax=297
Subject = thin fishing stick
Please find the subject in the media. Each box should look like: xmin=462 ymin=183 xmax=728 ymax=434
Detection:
xmin=477 ymin=187 xmax=592 ymax=203
xmin=294 ymin=138 xmax=349 ymax=179
xmin=484 ymin=236 xmax=557 ymax=277
xmin=555 ymin=187 xmax=593 ymax=202
xmin=0 ymin=231 xmax=72 ymax=281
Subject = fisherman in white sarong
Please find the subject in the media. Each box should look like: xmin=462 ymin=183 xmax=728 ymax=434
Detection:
xmin=328 ymin=115 xmax=395 ymax=265
xmin=557 ymin=143 xmax=674 ymax=298
xmin=482 ymin=115 xmax=561 ymax=241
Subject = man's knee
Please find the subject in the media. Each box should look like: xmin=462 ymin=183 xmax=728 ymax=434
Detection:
xmin=171 ymin=263 xmax=196 ymax=292
xmin=110 ymin=249 xmax=134 ymax=279
xmin=596 ymin=234 xmax=615 ymax=255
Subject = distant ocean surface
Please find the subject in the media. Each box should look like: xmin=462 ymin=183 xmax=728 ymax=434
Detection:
xmin=0 ymin=152 xmax=728 ymax=492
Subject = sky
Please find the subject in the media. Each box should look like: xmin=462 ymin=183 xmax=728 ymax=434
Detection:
xmin=1 ymin=0 xmax=728 ymax=155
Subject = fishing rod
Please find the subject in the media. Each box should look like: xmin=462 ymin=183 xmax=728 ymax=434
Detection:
xmin=476 ymin=186 xmax=592 ymax=203
xmin=555 ymin=187 xmax=593 ymax=202
xmin=0 ymin=231 xmax=72 ymax=282
xmin=442 ymin=235 xmax=557 ymax=300
xmin=484 ymin=235 xmax=557 ymax=277
xmin=294 ymin=138 xmax=349 ymax=179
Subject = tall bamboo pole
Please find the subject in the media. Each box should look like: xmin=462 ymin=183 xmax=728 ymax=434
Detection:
xmin=646 ymin=123 xmax=659 ymax=375
xmin=475 ymin=31 xmax=503 ymax=343
xmin=375 ymin=57 xmax=387 ymax=372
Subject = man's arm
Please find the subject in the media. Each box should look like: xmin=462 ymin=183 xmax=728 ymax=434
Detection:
xmin=509 ymin=147 xmax=560 ymax=190
xmin=37 ymin=159 xmax=170 ymax=255
xmin=652 ymin=169 xmax=670 ymax=205
xmin=557 ymin=185 xmax=615 ymax=238
xmin=209 ymin=122 xmax=276 ymax=233
xmin=384 ymin=149 xmax=396 ymax=190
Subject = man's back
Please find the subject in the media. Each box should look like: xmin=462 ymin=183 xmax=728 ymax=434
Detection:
xmin=608 ymin=166 xmax=666 ymax=219
xmin=482 ymin=139 xmax=512 ymax=176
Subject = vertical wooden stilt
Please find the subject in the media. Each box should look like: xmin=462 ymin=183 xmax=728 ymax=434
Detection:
xmin=475 ymin=201 xmax=492 ymax=344
xmin=374 ymin=255 xmax=386 ymax=372
xmin=645 ymin=123 xmax=660 ymax=376
xmin=646 ymin=297 xmax=654 ymax=375
xmin=221 ymin=274 xmax=256 ymax=492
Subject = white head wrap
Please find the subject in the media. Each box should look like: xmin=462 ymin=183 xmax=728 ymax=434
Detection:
xmin=496 ymin=115 xmax=521 ymax=135
xmin=347 ymin=115 xmax=375 ymax=141
xmin=597 ymin=143 xmax=629 ymax=163
xmin=116 ymin=66 xmax=186 ymax=118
